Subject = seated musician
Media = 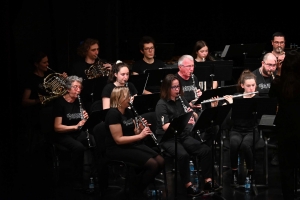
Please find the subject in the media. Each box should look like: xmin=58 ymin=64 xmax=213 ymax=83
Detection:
xmin=105 ymin=86 xmax=164 ymax=198
xmin=155 ymin=74 xmax=222 ymax=196
xmin=53 ymin=75 xmax=96 ymax=192
xmin=228 ymin=70 xmax=260 ymax=187
xmin=102 ymin=62 xmax=138 ymax=109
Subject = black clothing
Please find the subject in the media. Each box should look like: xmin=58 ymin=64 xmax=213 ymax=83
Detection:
xmin=176 ymin=73 xmax=200 ymax=104
xmin=155 ymin=96 xmax=212 ymax=185
xmin=269 ymin=75 xmax=300 ymax=200
xmin=101 ymin=82 xmax=138 ymax=98
xmin=252 ymin=68 xmax=276 ymax=96
xmin=132 ymin=59 xmax=166 ymax=75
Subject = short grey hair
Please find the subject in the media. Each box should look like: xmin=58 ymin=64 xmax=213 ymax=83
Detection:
xmin=65 ymin=75 xmax=83 ymax=89
xmin=178 ymin=55 xmax=194 ymax=66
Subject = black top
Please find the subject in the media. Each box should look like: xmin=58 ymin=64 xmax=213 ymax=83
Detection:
xmin=176 ymin=72 xmax=200 ymax=103
xmin=252 ymin=68 xmax=276 ymax=96
xmin=104 ymin=107 xmax=135 ymax=148
xmin=23 ymin=72 xmax=51 ymax=99
xmin=132 ymin=59 xmax=166 ymax=75
xmin=101 ymin=82 xmax=138 ymax=98
xmin=155 ymin=96 xmax=191 ymax=140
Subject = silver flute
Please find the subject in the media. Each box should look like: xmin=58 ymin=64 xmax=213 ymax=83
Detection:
xmin=201 ymin=91 xmax=259 ymax=104
xmin=77 ymin=95 xmax=92 ymax=148
xmin=128 ymin=102 xmax=159 ymax=146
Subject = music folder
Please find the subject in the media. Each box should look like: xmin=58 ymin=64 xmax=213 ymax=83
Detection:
xmin=160 ymin=112 xmax=193 ymax=143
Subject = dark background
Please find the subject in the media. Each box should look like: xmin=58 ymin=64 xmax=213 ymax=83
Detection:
xmin=2 ymin=0 xmax=300 ymax=196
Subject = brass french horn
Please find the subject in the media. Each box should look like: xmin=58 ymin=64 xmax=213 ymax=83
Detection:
xmin=85 ymin=56 xmax=110 ymax=79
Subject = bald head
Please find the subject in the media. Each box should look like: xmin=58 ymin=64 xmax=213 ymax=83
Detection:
xmin=263 ymin=53 xmax=277 ymax=62
xmin=261 ymin=53 xmax=277 ymax=77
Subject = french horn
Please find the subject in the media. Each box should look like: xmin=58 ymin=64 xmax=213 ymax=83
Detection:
xmin=85 ymin=56 xmax=110 ymax=79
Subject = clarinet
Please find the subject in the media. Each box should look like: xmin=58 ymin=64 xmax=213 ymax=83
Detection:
xmin=177 ymin=95 xmax=189 ymax=113
xmin=77 ymin=95 xmax=92 ymax=148
xmin=128 ymin=102 xmax=159 ymax=146
xmin=191 ymin=73 xmax=199 ymax=105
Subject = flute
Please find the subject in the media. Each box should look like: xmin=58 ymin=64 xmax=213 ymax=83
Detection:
xmin=128 ymin=102 xmax=159 ymax=146
xmin=201 ymin=91 xmax=258 ymax=104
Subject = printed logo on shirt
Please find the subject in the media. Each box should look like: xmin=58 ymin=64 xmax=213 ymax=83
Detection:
xmin=66 ymin=113 xmax=81 ymax=120
xmin=258 ymin=83 xmax=270 ymax=90
xmin=182 ymin=85 xmax=196 ymax=92
xmin=123 ymin=118 xmax=134 ymax=126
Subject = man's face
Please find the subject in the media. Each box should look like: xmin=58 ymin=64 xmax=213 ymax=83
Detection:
xmin=178 ymin=59 xmax=194 ymax=78
xmin=141 ymin=43 xmax=155 ymax=59
xmin=272 ymin=36 xmax=285 ymax=53
xmin=86 ymin=43 xmax=99 ymax=59
xmin=262 ymin=58 xmax=277 ymax=76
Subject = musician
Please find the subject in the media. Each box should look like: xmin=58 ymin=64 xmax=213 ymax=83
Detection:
xmin=102 ymin=62 xmax=138 ymax=109
xmin=70 ymin=38 xmax=112 ymax=111
xmin=131 ymin=36 xmax=166 ymax=94
xmin=155 ymin=74 xmax=222 ymax=196
xmin=271 ymin=32 xmax=286 ymax=68
xmin=105 ymin=86 xmax=164 ymax=198
xmin=192 ymin=40 xmax=218 ymax=90
xmin=229 ymin=70 xmax=260 ymax=187
xmin=269 ymin=50 xmax=300 ymax=200
xmin=252 ymin=53 xmax=277 ymax=96
xmin=53 ymin=75 xmax=96 ymax=191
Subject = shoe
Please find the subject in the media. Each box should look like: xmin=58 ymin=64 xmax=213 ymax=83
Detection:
xmin=186 ymin=185 xmax=204 ymax=197
xmin=271 ymin=154 xmax=279 ymax=166
xmin=231 ymin=170 xmax=239 ymax=187
xmin=203 ymin=181 xmax=223 ymax=193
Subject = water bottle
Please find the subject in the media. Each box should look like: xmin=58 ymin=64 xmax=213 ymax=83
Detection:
xmin=89 ymin=177 xmax=95 ymax=193
xmin=194 ymin=177 xmax=199 ymax=188
xmin=147 ymin=190 xmax=162 ymax=197
xmin=189 ymin=160 xmax=194 ymax=175
xmin=245 ymin=177 xmax=251 ymax=194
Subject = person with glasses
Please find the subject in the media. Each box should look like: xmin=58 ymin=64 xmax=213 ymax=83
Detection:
xmin=104 ymin=86 xmax=164 ymax=199
xmin=252 ymin=53 xmax=278 ymax=96
xmin=53 ymin=75 xmax=96 ymax=192
xmin=271 ymin=32 xmax=286 ymax=68
xmin=155 ymin=74 xmax=222 ymax=196
xmin=192 ymin=40 xmax=218 ymax=90
xmin=131 ymin=36 xmax=166 ymax=93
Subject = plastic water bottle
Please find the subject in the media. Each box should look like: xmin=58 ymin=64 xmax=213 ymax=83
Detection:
xmin=89 ymin=177 xmax=95 ymax=193
xmin=189 ymin=160 xmax=194 ymax=175
xmin=147 ymin=190 xmax=162 ymax=197
xmin=245 ymin=177 xmax=251 ymax=194
xmin=194 ymin=177 xmax=199 ymax=188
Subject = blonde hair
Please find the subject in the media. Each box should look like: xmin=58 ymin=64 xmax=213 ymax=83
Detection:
xmin=110 ymin=86 xmax=130 ymax=108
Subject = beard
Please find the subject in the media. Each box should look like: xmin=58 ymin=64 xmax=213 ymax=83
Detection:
xmin=262 ymin=67 xmax=272 ymax=77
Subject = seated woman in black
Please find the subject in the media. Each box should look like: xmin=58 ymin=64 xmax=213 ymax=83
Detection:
xmin=53 ymin=75 xmax=95 ymax=191
xmin=102 ymin=62 xmax=138 ymax=109
xmin=104 ymin=86 xmax=164 ymax=197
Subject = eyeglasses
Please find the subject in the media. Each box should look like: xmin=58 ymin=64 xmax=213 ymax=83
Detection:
xmin=143 ymin=47 xmax=155 ymax=51
xmin=273 ymin=41 xmax=285 ymax=45
xmin=71 ymin=85 xmax=82 ymax=90
xmin=264 ymin=62 xmax=276 ymax=67
xmin=180 ymin=65 xmax=194 ymax=68
xmin=171 ymin=85 xmax=180 ymax=90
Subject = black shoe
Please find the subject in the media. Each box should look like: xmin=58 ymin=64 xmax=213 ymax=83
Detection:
xmin=204 ymin=181 xmax=223 ymax=193
xmin=186 ymin=185 xmax=203 ymax=197
xmin=231 ymin=170 xmax=239 ymax=187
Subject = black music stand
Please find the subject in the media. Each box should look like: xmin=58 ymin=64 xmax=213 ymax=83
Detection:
xmin=231 ymin=97 xmax=277 ymax=195
xmin=192 ymin=105 xmax=232 ymax=196
xmin=132 ymin=93 xmax=161 ymax=114
xmin=128 ymin=74 xmax=148 ymax=95
xmin=160 ymin=112 xmax=193 ymax=199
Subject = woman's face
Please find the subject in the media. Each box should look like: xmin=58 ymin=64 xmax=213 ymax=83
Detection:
xmin=170 ymin=79 xmax=181 ymax=98
xmin=68 ymin=81 xmax=82 ymax=98
xmin=115 ymin=66 xmax=129 ymax=84
xmin=35 ymin=56 xmax=49 ymax=72
xmin=196 ymin=46 xmax=208 ymax=60
xmin=119 ymin=91 xmax=130 ymax=108
xmin=241 ymin=79 xmax=256 ymax=93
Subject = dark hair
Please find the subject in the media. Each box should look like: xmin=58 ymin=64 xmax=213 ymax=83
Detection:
xmin=77 ymin=38 xmax=99 ymax=57
xmin=272 ymin=32 xmax=285 ymax=41
xmin=280 ymin=50 xmax=300 ymax=98
xmin=192 ymin=40 xmax=215 ymax=61
xmin=108 ymin=62 xmax=130 ymax=82
xmin=237 ymin=69 xmax=257 ymax=92
xmin=139 ymin=36 xmax=155 ymax=51
xmin=160 ymin=74 xmax=183 ymax=100
xmin=29 ymin=51 xmax=48 ymax=71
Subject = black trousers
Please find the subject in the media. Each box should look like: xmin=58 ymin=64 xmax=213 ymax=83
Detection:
xmin=161 ymin=133 xmax=212 ymax=185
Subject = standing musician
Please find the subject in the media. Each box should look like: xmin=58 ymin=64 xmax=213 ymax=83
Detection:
xmin=192 ymin=40 xmax=218 ymax=90
xmin=228 ymin=70 xmax=260 ymax=187
xmin=271 ymin=32 xmax=286 ymax=69
xmin=104 ymin=86 xmax=164 ymax=198
xmin=70 ymin=38 xmax=112 ymax=111
xmin=269 ymin=50 xmax=300 ymax=200
xmin=252 ymin=53 xmax=277 ymax=96
xmin=155 ymin=74 xmax=222 ymax=197
xmin=53 ymin=75 xmax=96 ymax=191
xmin=176 ymin=55 xmax=202 ymax=111
xmin=102 ymin=62 xmax=138 ymax=109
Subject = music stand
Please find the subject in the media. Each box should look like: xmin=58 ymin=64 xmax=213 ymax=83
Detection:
xmin=192 ymin=105 xmax=232 ymax=196
xmin=231 ymin=97 xmax=277 ymax=195
xmin=128 ymin=74 xmax=148 ymax=95
xmin=160 ymin=111 xmax=193 ymax=199
xmin=144 ymin=67 xmax=178 ymax=91
xmin=132 ymin=93 xmax=160 ymax=114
